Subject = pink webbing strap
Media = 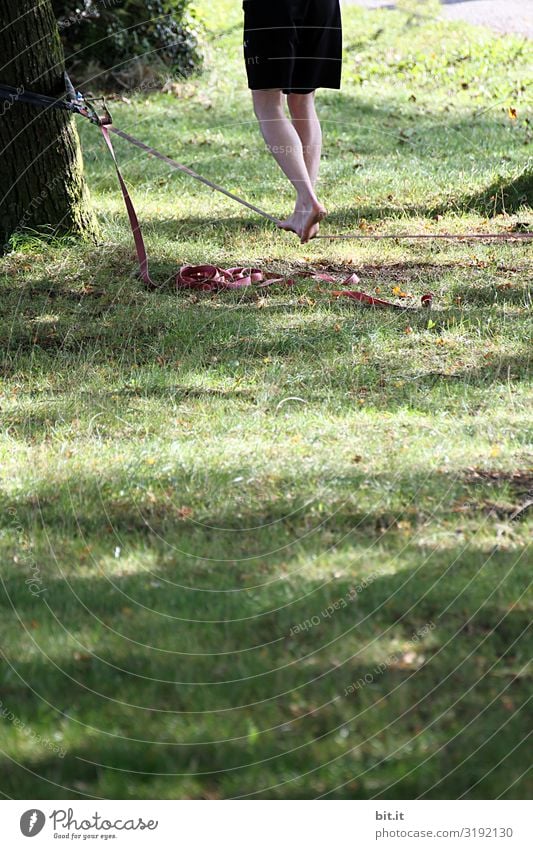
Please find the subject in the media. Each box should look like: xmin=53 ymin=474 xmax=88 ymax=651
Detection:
xmin=332 ymin=289 xmax=433 ymax=310
xmin=177 ymin=265 xmax=282 ymax=291
xmin=100 ymin=124 xmax=157 ymax=290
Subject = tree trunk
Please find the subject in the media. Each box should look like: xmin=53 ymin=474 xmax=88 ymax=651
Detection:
xmin=0 ymin=0 xmax=99 ymax=251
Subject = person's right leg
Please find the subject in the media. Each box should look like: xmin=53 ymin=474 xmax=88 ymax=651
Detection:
xmin=251 ymin=89 xmax=326 ymax=242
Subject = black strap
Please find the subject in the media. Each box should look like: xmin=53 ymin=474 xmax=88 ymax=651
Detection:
xmin=0 ymin=82 xmax=82 ymax=115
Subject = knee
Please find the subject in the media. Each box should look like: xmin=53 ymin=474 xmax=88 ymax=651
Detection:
xmin=254 ymin=103 xmax=283 ymax=122
xmin=287 ymin=93 xmax=316 ymax=119
xmin=252 ymin=90 xmax=284 ymax=121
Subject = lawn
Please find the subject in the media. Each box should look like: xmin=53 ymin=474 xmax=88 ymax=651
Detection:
xmin=0 ymin=0 xmax=531 ymax=799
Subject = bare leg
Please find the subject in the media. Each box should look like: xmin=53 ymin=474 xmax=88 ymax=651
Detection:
xmin=252 ymin=89 xmax=326 ymax=242
xmin=287 ymin=92 xmax=323 ymax=187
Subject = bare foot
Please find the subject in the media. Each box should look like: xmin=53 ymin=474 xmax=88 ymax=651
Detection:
xmin=279 ymin=203 xmax=327 ymax=243
xmin=279 ymin=212 xmax=299 ymax=235
xmin=300 ymin=203 xmax=327 ymax=243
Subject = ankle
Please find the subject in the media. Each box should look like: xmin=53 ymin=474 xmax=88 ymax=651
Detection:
xmin=296 ymin=190 xmax=320 ymax=210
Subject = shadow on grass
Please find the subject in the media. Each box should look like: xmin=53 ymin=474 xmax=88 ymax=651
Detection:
xmin=1 ymin=456 xmax=530 ymax=798
xmin=1 ymin=529 xmax=530 ymax=799
xmin=1 ymin=668 xmax=530 ymax=800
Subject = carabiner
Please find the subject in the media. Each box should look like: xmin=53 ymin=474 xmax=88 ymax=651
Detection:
xmin=82 ymin=96 xmax=113 ymax=126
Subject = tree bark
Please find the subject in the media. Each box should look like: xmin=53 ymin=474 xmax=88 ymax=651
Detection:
xmin=0 ymin=0 xmax=99 ymax=251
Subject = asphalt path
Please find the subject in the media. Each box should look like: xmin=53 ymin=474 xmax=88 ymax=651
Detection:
xmin=346 ymin=0 xmax=533 ymax=38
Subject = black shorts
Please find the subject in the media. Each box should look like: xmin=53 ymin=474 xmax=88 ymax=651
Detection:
xmin=243 ymin=0 xmax=342 ymax=94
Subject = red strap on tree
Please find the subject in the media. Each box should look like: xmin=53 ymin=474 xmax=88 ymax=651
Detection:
xmin=100 ymin=125 xmax=157 ymax=290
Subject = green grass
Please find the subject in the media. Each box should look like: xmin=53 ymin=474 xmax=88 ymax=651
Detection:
xmin=0 ymin=1 xmax=531 ymax=799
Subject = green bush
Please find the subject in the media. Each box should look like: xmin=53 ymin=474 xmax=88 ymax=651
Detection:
xmin=53 ymin=0 xmax=204 ymax=89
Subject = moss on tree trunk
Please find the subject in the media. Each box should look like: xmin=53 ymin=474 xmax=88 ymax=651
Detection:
xmin=0 ymin=0 xmax=99 ymax=251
